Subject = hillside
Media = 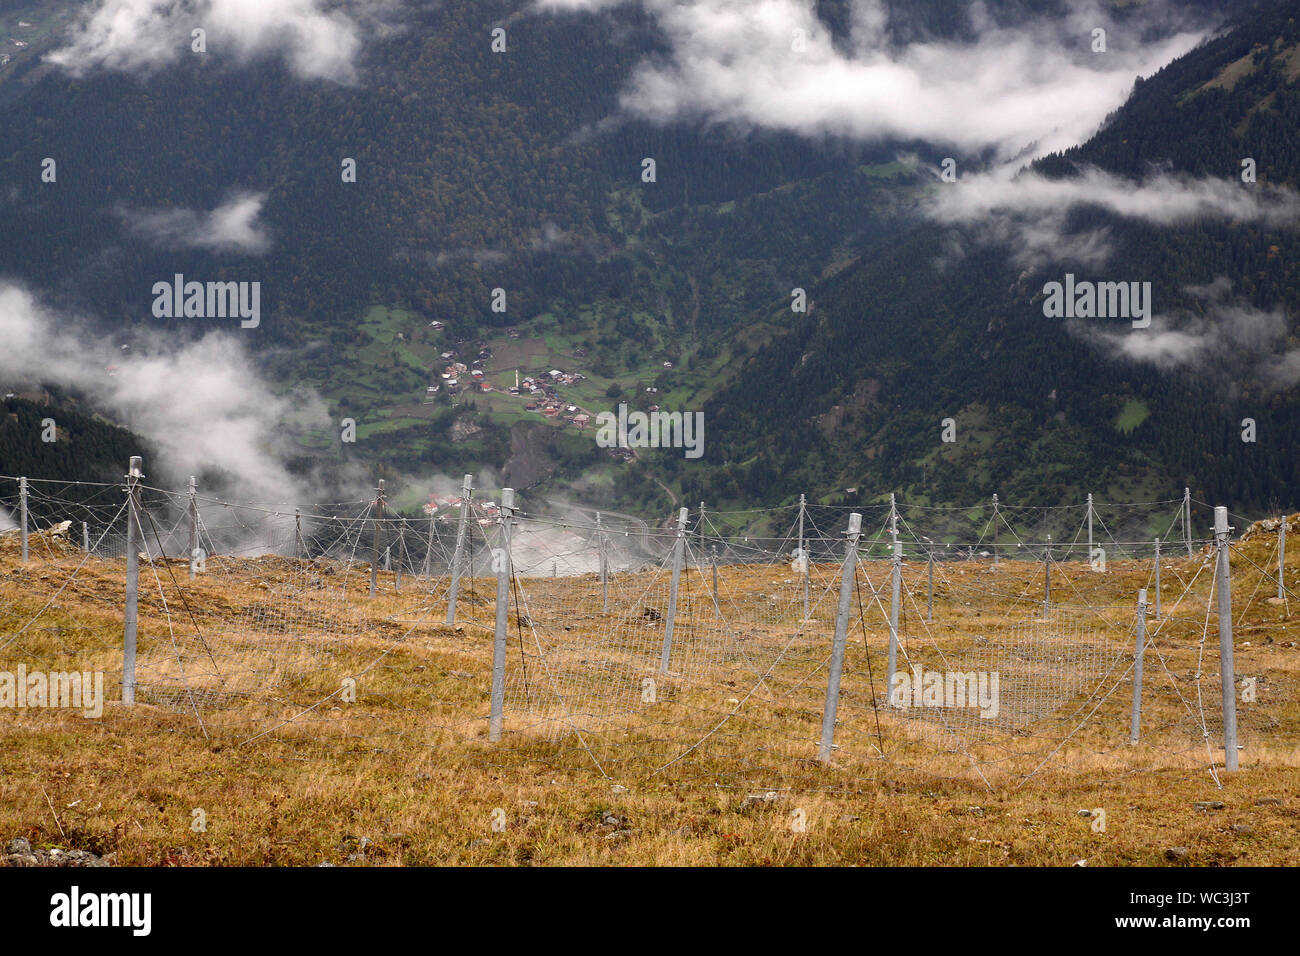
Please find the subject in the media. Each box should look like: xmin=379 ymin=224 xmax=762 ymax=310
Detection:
xmin=2 ymin=495 xmax=1297 ymax=865
xmin=690 ymin=0 xmax=1300 ymax=516
xmin=0 ymin=0 xmax=1292 ymax=519
xmin=0 ymin=0 xmax=925 ymax=500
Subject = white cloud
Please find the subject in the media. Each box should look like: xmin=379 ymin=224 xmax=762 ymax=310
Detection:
xmin=118 ymin=191 xmax=272 ymax=254
xmin=537 ymin=0 xmax=1208 ymax=161
xmin=926 ymin=167 xmax=1300 ymax=269
xmin=0 ymin=283 xmax=332 ymax=503
xmin=48 ymin=0 xmax=399 ymax=83
xmin=1071 ymin=280 xmax=1300 ymax=392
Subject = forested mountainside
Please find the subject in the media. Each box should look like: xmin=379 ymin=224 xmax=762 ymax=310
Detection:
xmin=0 ymin=0 xmax=923 ymax=493
xmin=0 ymin=0 xmax=1291 ymax=518
xmin=0 ymin=394 xmax=149 ymax=484
xmin=675 ymin=0 xmax=1300 ymax=515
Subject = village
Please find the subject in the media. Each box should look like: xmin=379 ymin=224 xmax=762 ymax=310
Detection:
xmin=0 ymin=16 xmax=43 ymax=71
xmin=421 ymin=321 xmax=668 ymax=463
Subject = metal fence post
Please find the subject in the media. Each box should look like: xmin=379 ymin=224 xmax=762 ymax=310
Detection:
xmin=1130 ymin=589 xmax=1147 ymax=744
xmin=886 ymin=531 xmax=901 ymax=698
xmin=1153 ymin=537 xmax=1162 ymax=620
xmin=659 ymin=507 xmax=689 ymax=675
xmin=489 ymin=488 xmax=516 ymax=742
xmin=1184 ymin=487 xmax=1193 ymax=558
xmin=596 ymin=512 xmax=609 ymax=613
xmin=1086 ymin=492 xmax=1094 ymax=563
xmin=819 ymin=512 xmax=862 ymax=762
xmin=991 ymin=493 xmax=1000 ymax=568
xmin=799 ymin=493 xmax=809 ymax=618
xmin=421 ymin=507 xmax=436 ymax=579
xmin=1214 ymin=506 xmax=1239 ymax=771
xmin=123 ymin=457 xmax=143 ymax=706
xmin=1279 ymin=516 xmax=1287 ymax=603
xmin=19 ymin=476 xmax=28 ymax=562
xmin=446 ymin=474 xmax=473 ymax=625
xmin=187 ymin=476 xmax=198 ymax=580
xmin=927 ymin=547 xmax=934 ymax=623
xmin=1043 ymin=535 xmax=1052 ymax=615
xmin=369 ymin=478 xmax=385 ymax=599
xmin=711 ymin=544 xmax=718 ymax=607
xmin=82 ymin=520 xmax=89 ymax=555
xmin=295 ymin=508 xmax=303 ymax=560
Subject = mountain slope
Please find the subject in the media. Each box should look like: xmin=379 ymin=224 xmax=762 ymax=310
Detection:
xmin=687 ymin=0 xmax=1300 ymax=516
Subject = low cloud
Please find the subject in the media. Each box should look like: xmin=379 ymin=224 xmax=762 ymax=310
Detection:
xmin=537 ymin=0 xmax=1208 ymax=161
xmin=117 ymin=191 xmax=272 ymax=254
xmin=48 ymin=0 xmax=401 ymax=84
xmin=1071 ymin=280 xmax=1300 ymax=393
xmin=0 ymin=283 xmax=332 ymax=503
xmin=927 ymin=167 xmax=1300 ymax=269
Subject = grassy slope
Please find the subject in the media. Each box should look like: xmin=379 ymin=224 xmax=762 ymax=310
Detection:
xmin=1 ymin=519 xmax=1297 ymax=866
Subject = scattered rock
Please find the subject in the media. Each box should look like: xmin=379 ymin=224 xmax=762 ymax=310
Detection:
xmin=1072 ymin=859 xmax=1088 ymax=867
xmin=1195 ymin=801 xmax=1225 ymax=812
xmin=3 ymin=836 xmax=107 ymax=868
xmin=739 ymin=791 xmax=785 ymax=812
xmin=597 ymin=811 xmax=627 ymax=831
xmin=1230 ymin=824 xmax=1254 ymax=835
xmin=1165 ymin=847 xmax=1189 ymax=862
xmin=839 ymin=815 xmax=860 ymax=823
xmin=1254 ymin=798 xmax=1282 ymax=807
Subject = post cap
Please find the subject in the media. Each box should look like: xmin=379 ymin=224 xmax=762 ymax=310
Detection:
xmin=127 ymin=456 xmax=143 ymax=478
xmin=501 ymin=488 xmax=516 ymax=511
xmin=1138 ymin=588 xmax=1148 ymax=606
xmin=846 ymin=513 xmax=862 ymax=535
xmin=462 ymin=474 xmax=473 ymax=490
xmin=1214 ymin=506 xmax=1230 ymax=535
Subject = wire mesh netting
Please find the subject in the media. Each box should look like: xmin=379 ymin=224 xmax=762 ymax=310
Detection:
xmin=1 ymin=473 xmax=1295 ymax=793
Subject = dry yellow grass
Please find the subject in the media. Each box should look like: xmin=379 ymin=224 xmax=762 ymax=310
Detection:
xmin=1 ymin=524 xmax=1298 ymax=866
